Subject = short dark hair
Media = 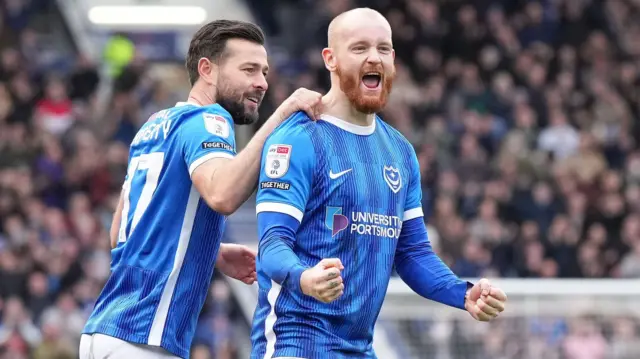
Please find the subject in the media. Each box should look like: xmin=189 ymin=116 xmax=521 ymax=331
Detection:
xmin=186 ymin=20 xmax=265 ymax=86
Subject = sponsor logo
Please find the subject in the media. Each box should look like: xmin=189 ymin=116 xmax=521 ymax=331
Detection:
xmin=325 ymin=206 xmax=402 ymax=239
xmin=265 ymin=144 xmax=292 ymax=178
xmin=329 ymin=168 xmax=352 ymax=180
xmin=383 ymin=166 xmax=402 ymax=193
xmin=201 ymin=142 xmax=233 ymax=151
xmin=325 ymin=206 xmax=349 ymax=236
xmin=260 ymin=181 xmax=291 ymax=190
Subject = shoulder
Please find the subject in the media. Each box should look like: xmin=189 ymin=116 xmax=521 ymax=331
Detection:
xmin=177 ymin=103 xmax=235 ymax=139
xmin=179 ymin=103 xmax=232 ymax=124
xmin=376 ymin=116 xmax=416 ymax=157
xmin=267 ymin=111 xmax=317 ymax=146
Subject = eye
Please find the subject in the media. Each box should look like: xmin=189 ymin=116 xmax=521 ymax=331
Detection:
xmin=244 ymin=68 xmax=256 ymax=74
xmin=352 ymin=46 xmax=367 ymax=53
xmin=378 ymin=46 xmax=392 ymax=54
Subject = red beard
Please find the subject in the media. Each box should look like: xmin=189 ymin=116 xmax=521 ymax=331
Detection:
xmin=336 ymin=63 xmax=395 ymax=114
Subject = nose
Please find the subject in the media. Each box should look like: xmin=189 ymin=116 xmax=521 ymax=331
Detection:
xmin=366 ymin=48 xmax=383 ymax=64
xmin=254 ymin=74 xmax=268 ymax=92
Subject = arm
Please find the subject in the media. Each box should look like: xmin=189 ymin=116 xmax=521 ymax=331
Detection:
xmin=258 ymin=212 xmax=344 ymax=302
xmin=394 ymin=217 xmax=470 ymax=309
xmin=255 ymin=124 xmax=343 ymax=302
xmin=258 ymin=212 xmax=308 ymax=291
xmin=396 ymin=219 xmax=508 ymax=320
xmin=192 ymin=89 xmax=322 ymax=215
xmin=256 ymin=123 xmax=313 ymax=289
xmin=110 ymin=192 xmax=124 ymax=249
xmin=394 ymin=147 xmax=470 ymax=309
xmin=191 ymin=112 xmax=284 ymax=215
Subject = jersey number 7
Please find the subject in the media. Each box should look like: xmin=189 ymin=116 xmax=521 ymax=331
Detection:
xmin=118 ymin=152 xmax=165 ymax=243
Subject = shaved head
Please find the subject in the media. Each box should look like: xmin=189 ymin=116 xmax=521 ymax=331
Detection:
xmin=322 ymin=7 xmax=395 ymax=114
xmin=327 ymin=8 xmax=391 ymax=48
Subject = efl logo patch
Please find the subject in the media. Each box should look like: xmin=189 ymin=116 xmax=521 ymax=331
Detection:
xmin=383 ymin=166 xmax=402 ymax=193
xmin=265 ymin=144 xmax=291 ymax=178
xmin=325 ymin=206 xmax=349 ymax=237
xmin=203 ymin=113 xmax=230 ymax=138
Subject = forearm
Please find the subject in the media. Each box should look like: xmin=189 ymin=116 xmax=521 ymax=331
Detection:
xmin=396 ymin=248 xmax=469 ymax=309
xmin=395 ymin=219 xmax=469 ymax=309
xmin=260 ymin=235 xmax=307 ymax=292
xmin=209 ymin=117 xmax=282 ymax=213
xmin=258 ymin=212 xmax=308 ymax=292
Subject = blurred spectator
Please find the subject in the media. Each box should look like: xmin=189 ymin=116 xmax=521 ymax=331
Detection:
xmin=563 ymin=317 xmax=608 ymax=359
xmin=34 ymin=76 xmax=73 ymax=136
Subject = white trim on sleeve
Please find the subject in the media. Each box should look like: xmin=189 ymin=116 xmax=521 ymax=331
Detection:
xmin=188 ymin=152 xmax=234 ymax=176
xmin=256 ymin=202 xmax=304 ymax=223
xmin=403 ymin=207 xmax=424 ymax=221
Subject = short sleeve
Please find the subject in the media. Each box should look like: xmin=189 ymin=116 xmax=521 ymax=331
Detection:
xmin=403 ymin=147 xmax=424 ymax=221
xmin=179 ymin=109 xmax=236 ymax=176
xmin=256 ymin=124 xmax=315 ymax=223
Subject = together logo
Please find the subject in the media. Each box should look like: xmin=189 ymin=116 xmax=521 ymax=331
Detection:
xmin=325 ymin=206 xmax=349 ymax=236
xmin=325 ymin=206 xmax=402 ymax=239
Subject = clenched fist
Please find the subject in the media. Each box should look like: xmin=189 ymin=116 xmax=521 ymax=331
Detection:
xmin=465 ymin=278 xmax=507 ymax=322
xmin=300 ymin=258 xmax=344 ymax=303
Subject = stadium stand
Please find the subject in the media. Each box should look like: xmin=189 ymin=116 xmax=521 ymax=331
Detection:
xmin=247 ymin=0 xmax=640 ymax=280
xmin=245 ymin=0 xmax=640 ymax=358
xmin=1 ymin=0 xmax=640 ymax=358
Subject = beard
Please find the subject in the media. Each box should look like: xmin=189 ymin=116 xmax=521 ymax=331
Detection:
xmin=336 ymin=63 xmax=395 ymax=114
xmin=215 ymin=76 xmax=263 ymax=125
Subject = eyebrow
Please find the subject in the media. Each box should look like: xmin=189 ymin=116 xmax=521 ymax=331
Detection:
xmin=350 ymin=40 xmax=393 ymax=47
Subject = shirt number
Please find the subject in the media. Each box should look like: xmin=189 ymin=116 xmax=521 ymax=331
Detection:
xmin=118 ymin=152 xmax=165 ymax=243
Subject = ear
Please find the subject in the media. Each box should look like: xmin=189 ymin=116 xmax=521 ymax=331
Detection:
xmin=197 ymin=57 xmax=217 ymax=85
xmin=322 ymin=47 xmax=337 ymax=72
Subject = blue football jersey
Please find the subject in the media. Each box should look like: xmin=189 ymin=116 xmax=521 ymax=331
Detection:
xmin=83 ymin=102 xmax=236 ymax=359
xmin=251 ymin=113 xmax=424 ymax=359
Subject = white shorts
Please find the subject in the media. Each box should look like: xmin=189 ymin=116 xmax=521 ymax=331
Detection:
xmin=79 ymin=333 xmax=181 ymax=359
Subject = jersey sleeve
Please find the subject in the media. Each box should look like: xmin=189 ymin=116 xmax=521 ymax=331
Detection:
xmin=255 ymin=125 xmax=315 ymax=223
xmin=404 ymin=147 xmax=425 ymax=221
xmin=179 ymin=109 xmax=236 ymax=177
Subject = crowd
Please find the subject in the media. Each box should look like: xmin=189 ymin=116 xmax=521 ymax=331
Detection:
xmin=0 ymin=0 xmax=240 ymax=358
xmin=251 ymin=0 xmax=640 ymax=281
xmin=1 ymin=0 xmax=640 ymax=357
xmin=249 ymin=0 xmax=640 ymax=358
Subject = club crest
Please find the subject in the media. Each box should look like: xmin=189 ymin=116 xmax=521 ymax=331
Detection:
xmin=383 ymin=166 xmax=402 ymax=193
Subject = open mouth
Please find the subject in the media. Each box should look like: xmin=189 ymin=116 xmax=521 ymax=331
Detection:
xmin=362 ymin=72 xmax=382 ymax=89
xmin=246 ymin=96 xmax=260 ymax=105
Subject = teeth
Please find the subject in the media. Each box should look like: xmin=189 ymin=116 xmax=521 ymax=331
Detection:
xmin=365 ymin=72 xmax=381 ymax=76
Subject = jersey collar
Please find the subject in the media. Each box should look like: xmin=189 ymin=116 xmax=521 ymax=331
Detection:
xmin=320 ymin=114 xmax=376 ymax=136
xmin=175 ymin=101 xmax=201 ymax=107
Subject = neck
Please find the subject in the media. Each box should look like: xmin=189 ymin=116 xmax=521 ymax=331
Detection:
xmin=187 ymin=82 xmax=215 ymax=106
xmin=321 ymin=87 xmax=375 ymax=126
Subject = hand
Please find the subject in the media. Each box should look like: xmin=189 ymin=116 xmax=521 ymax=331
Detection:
xmin=216 ymin=243 xmax=257 ymax=285
xmin=465 ymin=278 xmax=507 ymax=322
xmin=273 ymin=88 xmax=323 ymax=122
xmin=300 ymin=258 xmax=344 ymax=303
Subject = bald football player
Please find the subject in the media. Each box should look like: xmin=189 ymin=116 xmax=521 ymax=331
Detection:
xmin=250 ymin=8 xmax=507 ymax=359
